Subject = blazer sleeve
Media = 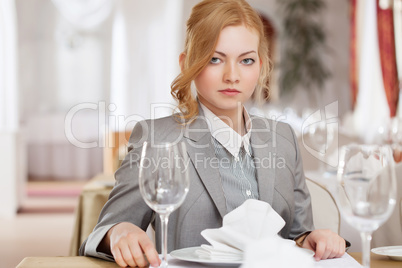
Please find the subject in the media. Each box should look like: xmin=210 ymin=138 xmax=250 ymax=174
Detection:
xmin=287 ymin=124 xmax=315 ymax=239
xmin=79 ymin=120 xmax=155 ymax=260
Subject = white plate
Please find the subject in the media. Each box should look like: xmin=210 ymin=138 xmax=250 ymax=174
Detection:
xmin=371 ymin=245 xmax=402 ymax=261
xmin=170 ymin=247 xmax=242 ymax=266
xmin=170 ymin=246 xmax=315 ymax=266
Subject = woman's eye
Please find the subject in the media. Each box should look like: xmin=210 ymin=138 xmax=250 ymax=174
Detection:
xmin=242 ymin=58 xmax=255 ymax=65
xmin=210 ymin=57 xmax=221 ymax=64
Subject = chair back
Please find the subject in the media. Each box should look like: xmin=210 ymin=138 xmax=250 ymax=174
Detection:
xmin=305 ymin=177 xmax=340 ymax=234
xmin=103 ymin=131 xmax=131 ymax=174
xmin=372 ymin=162 xmax=402 ymax=247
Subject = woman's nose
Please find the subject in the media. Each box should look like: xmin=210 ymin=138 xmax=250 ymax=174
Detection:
xmin=223 ymin=63 xmax=240 ymax=84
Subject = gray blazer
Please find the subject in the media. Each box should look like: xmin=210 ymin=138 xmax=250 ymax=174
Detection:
xmin=80 ymin=111 xmax=314 ymax=260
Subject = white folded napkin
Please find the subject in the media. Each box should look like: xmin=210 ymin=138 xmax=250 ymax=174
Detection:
xmin=346 ymin=151 xmax=383 ymax=175
xmin=196 ymin=199 xmax=288 ymax=261
xmin=240 ymin=235 xmax=314 ymax=268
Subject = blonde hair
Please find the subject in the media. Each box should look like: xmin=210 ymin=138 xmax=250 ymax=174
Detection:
xmin=171 ymin=0 xmax=271 ymax=122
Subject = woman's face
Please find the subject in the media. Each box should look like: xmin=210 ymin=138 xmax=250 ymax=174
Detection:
xmin=194 ymin=24 xmax=261 ymax=116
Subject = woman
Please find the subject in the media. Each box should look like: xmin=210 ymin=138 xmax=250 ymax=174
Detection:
xmin=80 ymin=0 xmax=346 ymax=267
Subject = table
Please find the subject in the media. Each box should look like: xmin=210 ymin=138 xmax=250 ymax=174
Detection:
xmin=69 ymin=173 xmax=115 ymax=256
xmin=348 ymin=252 xmax=401 ymax=267
xmin=17 ymin=257 xmax=120 ymax=268
xmin=16 ymin=253 xmax=402 ymax=268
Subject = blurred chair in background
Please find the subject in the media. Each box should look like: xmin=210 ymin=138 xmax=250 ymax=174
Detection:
xmin=103 ymin=131 xmax=131 ymax=174
xmin=69 ymin=174 xmax=114 ymax=256
xmin=305 ymin=178 xmax=340 ymax=234
xmin=372 ymin=162 xmax=402 ymax=247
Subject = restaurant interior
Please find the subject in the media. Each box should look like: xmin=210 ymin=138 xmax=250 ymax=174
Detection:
xmin=1 ymin=0 xmax=401 ymax=267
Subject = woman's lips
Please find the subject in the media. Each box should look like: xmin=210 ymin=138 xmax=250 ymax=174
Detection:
xmin=219 ymin=89 xmax=240 ymax=96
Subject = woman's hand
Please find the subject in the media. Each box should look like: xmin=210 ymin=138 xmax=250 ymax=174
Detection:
xmin=301 ymin=229 xmax=346 ymax=261
xmin=105 ymin=222 xmax=161 ymax=267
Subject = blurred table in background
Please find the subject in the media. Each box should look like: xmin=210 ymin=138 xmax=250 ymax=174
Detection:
xmin=27 ymin=113 xmax=103 ymax=180
xmin=69 ymin=173 xmax=114 ymax=256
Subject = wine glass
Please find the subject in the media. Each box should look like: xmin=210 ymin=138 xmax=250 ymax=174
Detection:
xmin=139 ymin=141 xmax=190 ymax=267
xmin=335 ymin=144 xmax=397 ymax=268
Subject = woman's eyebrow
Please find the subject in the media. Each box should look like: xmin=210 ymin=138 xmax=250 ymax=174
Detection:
xmin=214 ymin=50 xmax=257 ymax=57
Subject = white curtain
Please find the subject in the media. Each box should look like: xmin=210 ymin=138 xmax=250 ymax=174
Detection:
xmin=353 ymin=0 xmax=390 ymax=143
xmin=0 ymin=0 xmax=18 ymax=131
xmin=109 ymin=0 xmax=183 ymax=131
xmin=0 ymin=0 xmax=21 ymax=217
xmin=394 ymin=0 xmax=402 ymax=117
xmin=51 ymin=0 xmax=114 ymax=30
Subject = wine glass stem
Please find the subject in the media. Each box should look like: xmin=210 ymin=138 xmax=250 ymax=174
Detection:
xmin=160 ymin=213 xmax=169 ymax=267
xmin=360 ymin=231 xmax=372 ymax=268
xmin=318 ymin=156 xmax=326 ymax=172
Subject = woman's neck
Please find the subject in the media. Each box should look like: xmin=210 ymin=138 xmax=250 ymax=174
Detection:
xmin=201 ymin=101 xmax=245 ymax=135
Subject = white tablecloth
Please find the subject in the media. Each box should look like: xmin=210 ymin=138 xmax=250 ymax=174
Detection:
xmin=149 ymin=253 xmax=362 ymax=268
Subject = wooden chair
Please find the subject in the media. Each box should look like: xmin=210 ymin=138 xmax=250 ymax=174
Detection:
xmin=103 ymin=131 xmax=132 ymax=174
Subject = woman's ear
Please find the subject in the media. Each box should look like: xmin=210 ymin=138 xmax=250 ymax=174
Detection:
xmin=179 ymin=53 xmax=186 ymax=72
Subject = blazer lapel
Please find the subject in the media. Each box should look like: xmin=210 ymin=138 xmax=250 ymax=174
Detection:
xmin=184 ymin=114 xmax=227 ymax=218
xmin=250 ymin=116 xmax=276 ymax=205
